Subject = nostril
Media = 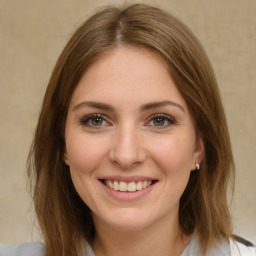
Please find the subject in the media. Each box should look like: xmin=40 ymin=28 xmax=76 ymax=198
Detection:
xmin=108 ymin=139 xmax=146 ymax=168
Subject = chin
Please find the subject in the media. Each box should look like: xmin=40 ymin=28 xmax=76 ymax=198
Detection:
xmin=95 ymin=208 xmax=158 ymax=232
xmin=107 ymin=219 xmax=150 ymax=232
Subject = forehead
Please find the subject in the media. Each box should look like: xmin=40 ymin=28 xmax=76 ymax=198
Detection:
xmin=69 ymin=46 xmax=187 ymax=111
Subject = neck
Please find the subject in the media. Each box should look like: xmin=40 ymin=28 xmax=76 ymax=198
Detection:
xmin=92 ymin=211 xmax=189 ymax=256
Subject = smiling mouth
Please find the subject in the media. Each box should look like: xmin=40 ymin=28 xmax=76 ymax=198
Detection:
xmin=101 ymin=180 xmax=157 ymax=192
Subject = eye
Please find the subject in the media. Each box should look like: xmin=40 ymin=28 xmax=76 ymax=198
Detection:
xmin=80 ymin=114 xmax=110 ymax=128
xmin=146 ymin=114 xmax=176 ymax=128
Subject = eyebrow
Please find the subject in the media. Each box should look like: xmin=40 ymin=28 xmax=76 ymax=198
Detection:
xmin=73 ymin=100 xmax=184 ymax=112
xmin=140 ymin=100 xmax=185 ymax=112
xmin=73 ymin=101 xmax=115 ymax=112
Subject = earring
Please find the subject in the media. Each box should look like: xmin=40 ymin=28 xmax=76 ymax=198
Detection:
xmin=195 ymin=163 xmax=200 ymax=170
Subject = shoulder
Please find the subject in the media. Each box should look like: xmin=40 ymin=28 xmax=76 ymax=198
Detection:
xmin=0 ymin=242 xmax=45 ymax=256
xmin=230 ymin=238 xmax=256 ymax=256
xmin=182 ymin=233 xmax=255 ymax=256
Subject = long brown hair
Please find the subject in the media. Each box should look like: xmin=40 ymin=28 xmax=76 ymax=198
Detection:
xmin=27 ymin=4 xmax=234 ymax=256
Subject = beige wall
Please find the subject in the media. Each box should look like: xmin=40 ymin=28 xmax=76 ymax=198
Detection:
xmin=0 ymin=0 xmax=255 ymax=244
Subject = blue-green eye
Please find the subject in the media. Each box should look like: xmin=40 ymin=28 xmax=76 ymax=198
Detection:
xmin=147 ymin=114 xmax=176 ymax=128
xmin=80 ymin=114 xmax=109 ymax=128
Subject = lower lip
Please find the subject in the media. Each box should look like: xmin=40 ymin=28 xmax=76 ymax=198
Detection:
xmin=100 ymin=181 xmax=156 ymax=201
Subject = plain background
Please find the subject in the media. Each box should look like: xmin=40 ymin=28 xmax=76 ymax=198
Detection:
xmin=0 ymin=0 xmax=255 ymax=244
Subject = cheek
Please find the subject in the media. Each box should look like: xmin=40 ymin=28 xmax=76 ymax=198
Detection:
xmin=149 ymin=134 xmax=195 ymax=176
xmin=66 ymin=135 xmax=110 ymax=207
xmin=66 ymin=134 xmax=109 ymax=175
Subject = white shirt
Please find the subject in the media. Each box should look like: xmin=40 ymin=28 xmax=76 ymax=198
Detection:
xmin=0 ymin=235 xmax=255 ymax=256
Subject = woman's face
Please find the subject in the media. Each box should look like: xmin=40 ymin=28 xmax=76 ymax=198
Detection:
xmin=64 ymin=47 xmax=203 ymax=232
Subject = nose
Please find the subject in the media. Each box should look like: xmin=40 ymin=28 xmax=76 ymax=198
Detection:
xmin=108 ymin=124 xmax=146 ymax=169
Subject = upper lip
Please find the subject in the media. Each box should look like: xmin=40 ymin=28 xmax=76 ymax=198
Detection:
xmin=98 ymin=175 xmax=157 ymax=183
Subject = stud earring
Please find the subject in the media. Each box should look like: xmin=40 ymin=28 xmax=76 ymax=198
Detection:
xmin=195 ymin=163 xmax=200 ymax=170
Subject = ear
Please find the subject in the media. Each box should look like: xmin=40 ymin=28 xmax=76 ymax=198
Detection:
xmin=63 ymin=150 xmax=70 ymax=166
xmin=191 ymin=135 xmax=204 ymax=171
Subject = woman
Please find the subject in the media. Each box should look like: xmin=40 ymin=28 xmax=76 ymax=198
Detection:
xmin=0 ymin=3 xmax=255 ymax=256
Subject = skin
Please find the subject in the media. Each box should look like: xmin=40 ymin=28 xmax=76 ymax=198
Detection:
xmin=64 ymin=46 xmax=204 ymax=256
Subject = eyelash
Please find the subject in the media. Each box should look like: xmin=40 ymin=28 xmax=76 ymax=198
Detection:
xmin=146 ymin=113 xmax=177 ymax=128
xmin=79 ymin=113 xmax=177 ymax=129
xmin=79 ymin=113 xmax=110 ymax=128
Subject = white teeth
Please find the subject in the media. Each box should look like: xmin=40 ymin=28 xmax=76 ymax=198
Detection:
xmin=104 ymin=180 xmax=154 ymax=192
xmin=109 ymin=180 xmax=114 ymax=189
xmin=136 ymin=181 xmax=142 ymax=191
xmin=142 ymin=181 xmax=148 ymax=189
xmin=128 ymin=182 xmax=136 ymax=192
xmin=119 ymin=181 xmax=127 ymax=191
xmin=113 ymin=181 xmax=119 ymax=190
